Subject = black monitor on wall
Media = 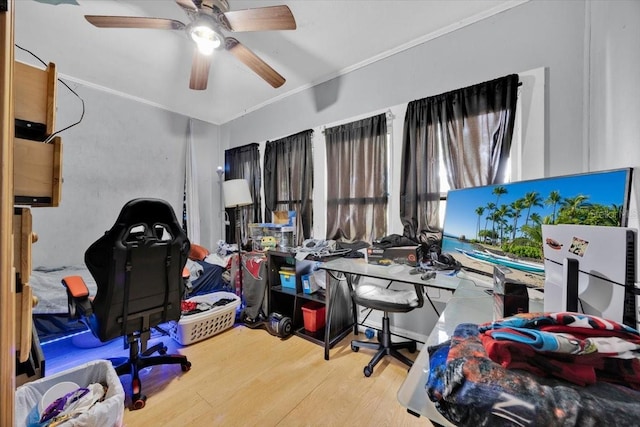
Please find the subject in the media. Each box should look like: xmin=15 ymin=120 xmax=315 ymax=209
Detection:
xmin=440 ymin=168 xmax=633 ymax=288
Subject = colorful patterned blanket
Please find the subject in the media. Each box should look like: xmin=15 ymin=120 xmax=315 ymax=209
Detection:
xmin=426 ymin=313 xmax=640 ymax=426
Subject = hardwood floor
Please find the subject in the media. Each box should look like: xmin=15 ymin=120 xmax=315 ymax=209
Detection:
xmin=42 ymin=325 xmax=433 ymax=426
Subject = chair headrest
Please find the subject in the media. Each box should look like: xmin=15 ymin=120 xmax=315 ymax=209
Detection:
xmin=114 ymin=198 xmax=184 ymax=237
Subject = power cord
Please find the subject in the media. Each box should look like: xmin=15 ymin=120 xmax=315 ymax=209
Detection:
xmin=15 ymin=44 xmax=85 ymax=143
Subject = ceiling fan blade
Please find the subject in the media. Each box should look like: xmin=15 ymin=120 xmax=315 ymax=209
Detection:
xmin=219 ymin=5 xmax=296 ymax=32
xmin=190 ymin=48 xmax=212 ymax=90
xmin=175 ymin=0 xmax=198 ymax=12
xmin=225 ymin=38 xmax=285 ymax=88
xmin=201 ymin=0 xmax=229 ymax=13
xmin=85 ymin=15 xmax=186 ymax=30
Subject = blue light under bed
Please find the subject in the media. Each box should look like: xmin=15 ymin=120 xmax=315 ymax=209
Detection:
xmin=40 ymin=322 xmax=182 ymax=377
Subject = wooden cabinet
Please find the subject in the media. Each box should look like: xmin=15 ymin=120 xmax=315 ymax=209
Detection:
xmin=267 ymin=251 xmax=353 ymax=349
xmin=11 ymin=58 xmax=59 ymax=389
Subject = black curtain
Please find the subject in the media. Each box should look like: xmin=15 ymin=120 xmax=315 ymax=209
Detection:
xmin=224 ymin=143 xmax=262 ymax=244
xmin=263 ymin=129 xmax=314 ymax=244
xmin=325 ymin=113 xmax=388 ymax=242
xmin=400 ymin=74 xmax=519 ymax=240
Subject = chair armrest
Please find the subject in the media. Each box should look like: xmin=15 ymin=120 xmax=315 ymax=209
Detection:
xmin=61 ymin=275 xmax=93 ymax=319
xmin=412 ymin=283 xmax=425 ymax=309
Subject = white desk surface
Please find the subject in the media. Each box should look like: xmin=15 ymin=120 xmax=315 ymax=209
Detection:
xmin=396 ymin=276 xmax=544 ymax=425
xmin=319 ymin=258 xmax=461 ymax=291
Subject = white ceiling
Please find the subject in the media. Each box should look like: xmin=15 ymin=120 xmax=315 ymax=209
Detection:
xmin=14 ymin=0 xmax=524 ymax=125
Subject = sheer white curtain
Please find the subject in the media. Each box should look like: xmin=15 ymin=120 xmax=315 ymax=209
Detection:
xmin=185 ymin=118 xmax=201 ymax=243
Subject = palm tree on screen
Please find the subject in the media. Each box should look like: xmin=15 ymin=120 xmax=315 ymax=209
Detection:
xmin=545 ymin=190 xmax=562 ymax=223
xmin=475 ymin=206 xmax=485 ymax=241
xmin=522 ymin=191 xmax=543 ymax=228
xmin=510 ymin=199 xmax=525 ymax=240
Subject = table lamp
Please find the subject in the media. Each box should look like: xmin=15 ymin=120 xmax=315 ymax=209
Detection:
xmin=223 ymin=179 xmax=253 ymax=297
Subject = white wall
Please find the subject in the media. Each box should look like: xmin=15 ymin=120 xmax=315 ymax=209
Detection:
xmin=587 ymin=0 xmax=640 ymax=233
xmin=26 ymin=80 xmax=221 ymax=267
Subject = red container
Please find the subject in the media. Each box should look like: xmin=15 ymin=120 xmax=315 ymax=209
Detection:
xmin=301 ymin=302 xmax=326 ymax=332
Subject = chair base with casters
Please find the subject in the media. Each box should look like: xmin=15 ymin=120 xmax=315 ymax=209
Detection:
xmin=346 ymin=281 xmax=424 ymax=377
xmin=351 ymin=314 xmax=417 ymax=377
xmin=111 ymin=332 xmax=191 ymax=410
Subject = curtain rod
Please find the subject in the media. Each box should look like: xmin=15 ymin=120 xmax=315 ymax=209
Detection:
xmin=321 ymin=110 xmax=394 ymax=134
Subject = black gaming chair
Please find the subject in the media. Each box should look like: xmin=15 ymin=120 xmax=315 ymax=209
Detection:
xmin=348 ymin=279 xmax=424 ymax=377
xmin=62 ymin=198 xmax=192 ymax=409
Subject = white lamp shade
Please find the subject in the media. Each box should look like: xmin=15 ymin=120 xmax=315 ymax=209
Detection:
xmin=223 ymin=179 xmax=253 ymax=208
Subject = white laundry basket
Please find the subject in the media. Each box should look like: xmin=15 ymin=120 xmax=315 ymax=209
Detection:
xmin=15 ymin=359 xmax=125 ymax=427
xmin=170 ymin=291 xmax=241 ymax=345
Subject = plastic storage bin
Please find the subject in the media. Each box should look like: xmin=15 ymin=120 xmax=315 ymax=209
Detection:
xmin=15 ymin=359 xmax=125 ymax=427
xmin=302 ymin=302 xmax=326 ymax=332
xmin=170 ymin=291 xmax=241 ymax=345
xmin=301 ymin=273 xmax=320 ymax=294
xmin=279 ymin=270 xmax=296 ymax=290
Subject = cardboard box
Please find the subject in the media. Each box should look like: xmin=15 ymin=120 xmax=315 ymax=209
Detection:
xmin=366 ymin=245 xmax=421 ymax=266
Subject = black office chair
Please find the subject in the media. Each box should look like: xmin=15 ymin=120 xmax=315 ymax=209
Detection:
xmin=348 ymin=279 xmax=424 ymax=377
xmin=62 ymin=198 xmax=192 ymax=409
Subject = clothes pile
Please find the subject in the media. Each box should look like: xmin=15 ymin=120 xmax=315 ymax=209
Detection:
xmin=426 ymin=312 xmax=640 ymax=426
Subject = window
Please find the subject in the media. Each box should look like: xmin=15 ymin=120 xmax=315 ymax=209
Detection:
xmin=400 ymin=74 xmax=520 ymax=238
xmin=224 ymin=143 xmax=262 ymax=244
xmin=324 ymin=113 xmax=388 ymax=242
xmin=263 ymin=130 xmax=314 ymax=244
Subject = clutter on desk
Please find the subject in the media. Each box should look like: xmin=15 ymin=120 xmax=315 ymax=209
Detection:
xmin=366 ymin=245 xmax=422 ymax=266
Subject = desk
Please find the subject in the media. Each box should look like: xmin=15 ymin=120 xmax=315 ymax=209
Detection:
xmin=397 ymin=279 xmax=544 ymax=425
xmin=319 ymin=258 xmax=461 ymax=361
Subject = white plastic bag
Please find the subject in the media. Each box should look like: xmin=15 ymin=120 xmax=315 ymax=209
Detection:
xmin=15 ymin=359 xmax=125 ymax=427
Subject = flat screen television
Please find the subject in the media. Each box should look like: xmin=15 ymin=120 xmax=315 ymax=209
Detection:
xmin=440 ymin=168 xmax=633 ymax=288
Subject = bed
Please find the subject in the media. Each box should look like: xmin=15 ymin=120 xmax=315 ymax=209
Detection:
xmin=30 ymin=243 xmax=235 ymax=343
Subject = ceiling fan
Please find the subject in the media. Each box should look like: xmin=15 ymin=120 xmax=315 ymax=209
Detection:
xmin=84 ymin=0 xmax=296 ymax=90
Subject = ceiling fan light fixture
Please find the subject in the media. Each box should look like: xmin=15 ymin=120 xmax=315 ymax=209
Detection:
xmin=191 ymin=24 xmax=223 ymax=55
